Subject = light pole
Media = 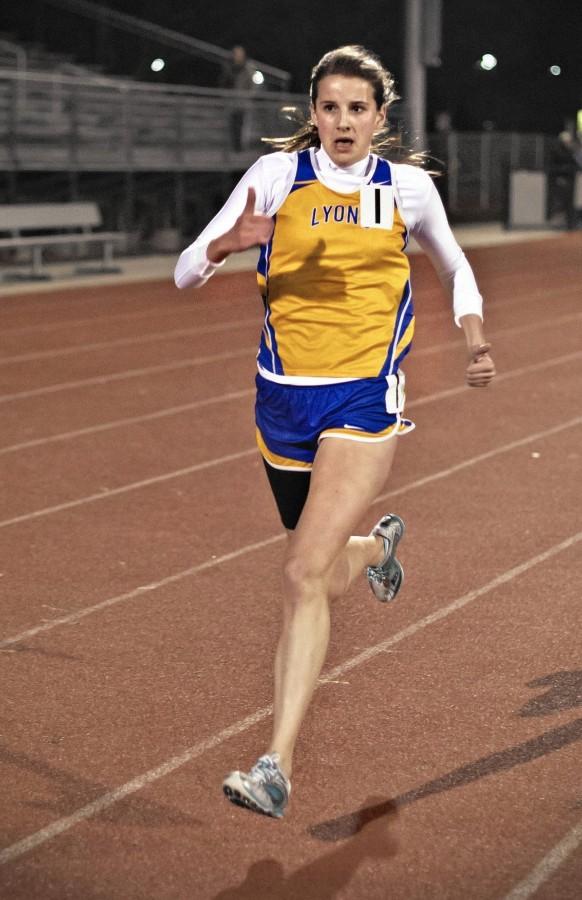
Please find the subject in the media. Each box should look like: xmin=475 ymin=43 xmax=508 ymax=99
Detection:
xmin=404 ymin=0 xmax=442 ymax=147
xmin=404 ymin=0 xmax=426 ymax=146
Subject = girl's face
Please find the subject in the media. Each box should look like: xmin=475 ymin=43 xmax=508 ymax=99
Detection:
xmin=311 ymin=75 xmax=386 ymax=167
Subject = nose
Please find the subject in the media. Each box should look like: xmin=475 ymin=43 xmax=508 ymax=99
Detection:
xmin=338 ymin=107 xmax=351 ymax=130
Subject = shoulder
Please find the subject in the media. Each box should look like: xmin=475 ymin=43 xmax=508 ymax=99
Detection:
xmin=389 ymin=163 xmax=440 ymax=230
xmin=251 ymin=151 xmax=299 ymax=216
xmin=256 ymin=149 xmax=298 ymax=176
xmin=390 ymin=163 xmax=433 ymax=203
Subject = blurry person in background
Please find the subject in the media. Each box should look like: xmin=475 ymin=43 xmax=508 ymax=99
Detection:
xmin=547 ymin=130 xmax=581 ymax=230
xmin=219 ymin=45 xmax=255 ymax=151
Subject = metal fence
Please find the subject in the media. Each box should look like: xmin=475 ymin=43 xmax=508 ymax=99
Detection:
xmin=0 ymin=69 xmax=558 ymax=223
xmin=428 ymin=131 xmax=552 ymax=218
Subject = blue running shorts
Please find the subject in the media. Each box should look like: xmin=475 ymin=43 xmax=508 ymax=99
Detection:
xmin=255 ymin=371 xmax=415 ymax=471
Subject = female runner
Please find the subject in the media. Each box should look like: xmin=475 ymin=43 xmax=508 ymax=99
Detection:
xmin=175 ymin=45 xmax=496 ymax=818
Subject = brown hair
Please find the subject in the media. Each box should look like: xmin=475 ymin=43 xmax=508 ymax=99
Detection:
xmin=266 ymin=45 xmax=426 ymax=166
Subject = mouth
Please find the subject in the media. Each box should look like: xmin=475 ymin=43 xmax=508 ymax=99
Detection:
xmin=334 ymin=137 xmax=354 ymax=149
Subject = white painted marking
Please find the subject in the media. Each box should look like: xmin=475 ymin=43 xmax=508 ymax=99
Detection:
xmin=502 ymin=816 xmax=582 ymax=899
xmin=418 ymin=284 xmax=578 ymax=324
xmin=1 ymin=332 xmax=581 ymax=527
xmin=0 ymin=389 xmax=254 ymax=456
xmin=0 ymin=282 xmax=575 ymax=338
xmin=1 ymin=529 xmax=580 ymax=865
xmin=2 ymin=346 xmax=581 ymax=456
xmin=321 ymin=531 xmax=582 ymax=683
xmin=0 ymin=306 xmax=582 ymax=376
xmin=0 ymin=448 xmax=256 ymax=531
xmin=406 ymin=349 xmax=582 ymax=410
xmin=415 ymin=310 xmax=582 ymax=359
xmin=0 ymin=318 xmax=259 ymax=366
xmin=1 ymin=305 xmax=580 ymax=406
xmin=0 ymin=704 xmax=273 ymax=866
xmin=376 ymin=414 xmax=582 ymax=504
xmin=0 ymin=302 xmax=219 ymax=337
xmin=0 ymin=347 xmax=255 ymax=405
xmin=2 ymin=412 xmax=582 ymax=646
xmin=0 ymin=535 xmax=283 ymax=649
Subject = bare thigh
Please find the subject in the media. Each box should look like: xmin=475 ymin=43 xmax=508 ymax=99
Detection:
xmin=285 ymin=435 xmax=399 ymax=573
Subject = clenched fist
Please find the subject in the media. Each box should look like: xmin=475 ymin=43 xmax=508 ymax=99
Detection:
xmin=466 ymin=342 xmax=496 ymax=387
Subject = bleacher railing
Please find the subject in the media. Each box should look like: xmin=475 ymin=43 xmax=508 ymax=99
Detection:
xmin=0 ymin=69 xmax=555 ymax=218
xmin=0 ymin=69 xmax=305 ymax=172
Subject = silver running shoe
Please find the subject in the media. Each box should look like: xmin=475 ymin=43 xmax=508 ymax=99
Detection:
xmin=223 ymin=753 xmax=291 ymax=818
xmin=366 ymin=513 xmax=406 ymax=602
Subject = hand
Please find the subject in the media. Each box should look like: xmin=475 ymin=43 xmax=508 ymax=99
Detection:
xmin=208 ymin=187 xmax=274 ymax=263
xmin=232 ymin=187 xmax=275 ymax=251
xmin=466 ymin=342 xmax=496 ymax=387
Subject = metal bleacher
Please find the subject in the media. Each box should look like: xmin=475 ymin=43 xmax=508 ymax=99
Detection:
xmin=0 ymin=68 xmax=305 ymax=172
xmin=0 ymin=11 xmax=301 ymax=252
xmin=0 ymin=0 xmax=297 ymax=170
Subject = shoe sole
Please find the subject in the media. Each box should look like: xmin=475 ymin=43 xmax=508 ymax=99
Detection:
xmin=386 ymin=558 xmax=404 ymax=599
xmin=223 ymin=784 xmax=284 ymax=819
xmin=368 ymin=558 xmax=404 ymax=603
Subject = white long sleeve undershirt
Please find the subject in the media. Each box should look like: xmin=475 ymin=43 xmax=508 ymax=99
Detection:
xmin=174 ymin=146 xmax=483 ymax=325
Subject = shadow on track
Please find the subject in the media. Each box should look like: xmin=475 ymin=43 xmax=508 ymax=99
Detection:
xmin=310 ymin=670 xmax=582 ymax=843
xmin=214 ymin=671 xmax=582 ymax=897
xmin=0 ymin=744 xmax=200 ymax=827
xmin=213 ymin=796 xmax=398 ymax=899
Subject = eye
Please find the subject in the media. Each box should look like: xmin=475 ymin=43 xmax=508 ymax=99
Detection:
xmin=322 ymin=103 xmax=335 ymax=112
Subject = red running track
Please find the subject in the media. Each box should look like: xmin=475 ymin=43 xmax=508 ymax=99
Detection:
xmin=0 ymin=234 xmax=581 ymax=900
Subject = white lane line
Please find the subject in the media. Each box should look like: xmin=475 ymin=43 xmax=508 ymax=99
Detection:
xmin=402 ymin=348 xmax=582 ymax=410
xmin=376 ymin=413 xmax=582 ymax=503
xmin=3 ymin=346 xmax=581 ymax=457
xmin=412 ymin=284 xmax=580 ymax=331
xmin=321 ymin=531 xmax=582 ymax=684
xmin=0 ymin=448 xmax=257 ymax=531
xmin=2 ymin=394 xmax=581 ymax=536
xmin=2 ymin=305 xmax=580 ymax=406
xmin=2 ymin=413 xmax=582 ymax=648
xmin=1 ymin=305 xmax=580 ymax=371
xmin=0 ymin=302 xmax=225 ymax=337
xmin=417 ymin=310 xmax=582 ymax=359
xmin=0 ymin=535 xmax=284 ymax=649
xmin=0 ymin=389 xmax=255 ymax=456
xmin=414 ymin=284 xmax=579 ymax=325
xmin=0 ymin=318 xmax=259 ymax=366
xmin=2 ymin=381 xmax=582 ymax=533
xmin=0 ymin=703 xmax=274 ymax=866
xmin=1 ymin=529 xmax=580 ymax=866
xmin=1 ymin=283 xmax=576 ymax=338
xmin=0 ymin=347 xmax=255 ymax=405
xmin=502 ymin=817 xmax=582 ymax=899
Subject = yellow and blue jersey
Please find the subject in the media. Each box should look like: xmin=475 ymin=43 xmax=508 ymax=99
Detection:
xmin=256 ymin=149 xmax=414 ymax=380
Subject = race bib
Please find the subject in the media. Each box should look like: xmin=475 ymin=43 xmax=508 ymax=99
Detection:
xmin=359 ymin=184 xmax=394 ymax=229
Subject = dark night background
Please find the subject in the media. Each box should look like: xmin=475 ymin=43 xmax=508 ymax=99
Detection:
xmin=2 ymin=0 xmax=582 ymax=133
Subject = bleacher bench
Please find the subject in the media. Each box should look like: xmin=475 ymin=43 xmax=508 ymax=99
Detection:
xmin=0 ymin=202 xmax=127 ymax=281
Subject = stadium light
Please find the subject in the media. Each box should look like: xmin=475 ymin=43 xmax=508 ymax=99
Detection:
xmin=549 ymin=65 xmax=561 ymax=76
xmin=479 ymin=53 xmax=497 ymax=71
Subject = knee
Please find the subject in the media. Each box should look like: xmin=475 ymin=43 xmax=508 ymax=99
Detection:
xmin=282 ymin=553 xmax=328 ymax=603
